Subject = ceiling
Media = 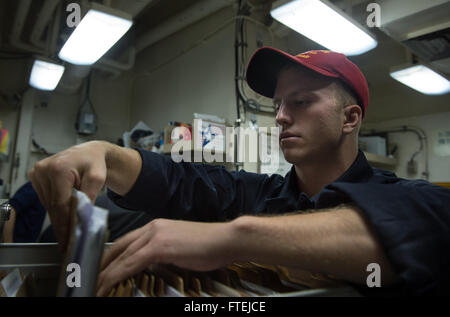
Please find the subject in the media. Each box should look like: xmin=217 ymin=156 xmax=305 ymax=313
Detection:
xmin=333 ymin=0 xmax=450 ymax=122
xmin=0 ymin=0 xmax=448 ymax=123
xmin=133 ymin=0 xmax=202 ymax=37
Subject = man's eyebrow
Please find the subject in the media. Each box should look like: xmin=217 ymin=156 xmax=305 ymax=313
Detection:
xmin=273 ymin=90 xmax=314 ymax=101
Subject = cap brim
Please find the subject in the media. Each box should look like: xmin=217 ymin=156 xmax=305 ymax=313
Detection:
xmin=246 ymin=47 xmax=338 ymax=98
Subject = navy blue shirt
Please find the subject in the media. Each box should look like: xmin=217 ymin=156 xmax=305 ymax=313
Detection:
xmin=109 ymin=149 xmax=450 ymax=295
xmin=10 ymin=182 xmax=46 ymax=242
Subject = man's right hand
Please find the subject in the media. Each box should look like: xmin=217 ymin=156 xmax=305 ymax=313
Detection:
xmin=29 ymin=141 xmax=108 ymax=249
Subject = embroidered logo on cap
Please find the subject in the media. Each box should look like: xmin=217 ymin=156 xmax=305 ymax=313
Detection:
xmin=296 ymin=50 xmax=331 ymax=58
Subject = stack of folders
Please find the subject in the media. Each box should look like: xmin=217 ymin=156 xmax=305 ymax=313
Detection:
xmin=0 ymin=263 xmax=348 ymax=297
xmin=0 ymin=268 xmax=37 ymax=297
xmin=107 ymin=262 xmax=346 ymax=297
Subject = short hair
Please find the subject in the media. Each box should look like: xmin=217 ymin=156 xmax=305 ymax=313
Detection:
xmin=332 ymin=80 xmax=358 ymax=110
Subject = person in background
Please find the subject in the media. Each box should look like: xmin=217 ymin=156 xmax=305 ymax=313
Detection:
xmin=1 ymin=182 xmax=153 ymax=243
xmin=2 ymin=182 xmax=47 ymax=243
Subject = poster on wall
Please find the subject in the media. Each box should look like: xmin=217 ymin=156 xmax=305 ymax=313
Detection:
xmin=432 ymin=129 xmax=450 ymax=157
xmin=0 ymin=123 xmax=10 ymax=161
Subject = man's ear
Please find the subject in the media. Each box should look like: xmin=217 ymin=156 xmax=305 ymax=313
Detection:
xmin=342 ymin=105 xmax=362 ymax=134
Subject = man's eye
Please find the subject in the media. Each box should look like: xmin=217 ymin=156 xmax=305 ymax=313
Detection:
xmin=294 ymin=100 xmax=306 ymax=106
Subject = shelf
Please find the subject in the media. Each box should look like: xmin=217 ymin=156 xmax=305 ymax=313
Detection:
xmin=433 ymin=183 xmax=450 ymax=189
xmin=363 ymin=151 xmax=397 ymax=169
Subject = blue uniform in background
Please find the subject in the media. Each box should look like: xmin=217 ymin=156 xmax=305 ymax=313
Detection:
xmin=109 ymin=149 xmax=450 ymax=295
xmin=9 ymin=182 xmax=154 ymax=243
xmin=9 ymin=182 xmax=46 ymax=243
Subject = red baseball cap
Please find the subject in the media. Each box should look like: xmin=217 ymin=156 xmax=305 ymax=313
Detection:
xmin=246 ymin=47 xmax=369 ymax=117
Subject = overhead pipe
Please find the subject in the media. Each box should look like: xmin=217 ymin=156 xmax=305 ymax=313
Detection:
xmin=49 ymin=2 xmax=62 ymax=57
xmin=92 ymin=63 xmax=122 ymax=79
xmin=98 ymin=46 xmax=136 ymax=72
xmin=56 ymin=64 xmax=92 ymax=94
xmin=58 ymin=0 xmax=137 ymax=88
xmin=136 ymin=0 xmax=233 ymax=53
xmin=10 ymin=0 xmax=44 ymax=54
xmin=29 ymin=0 xmax=59 ymax=52
xmin=110 ymin=0 xmax=157 ymax=18
xmin=96 ymin=0 xmax=155 ymax=73
xmin=10 ymin=0 xmax=150 ymax=87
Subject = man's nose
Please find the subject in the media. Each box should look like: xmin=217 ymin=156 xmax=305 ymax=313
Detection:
xmin=275 ymin=103 xmax=292 ymax=127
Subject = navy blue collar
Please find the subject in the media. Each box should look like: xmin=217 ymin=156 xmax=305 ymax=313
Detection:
xmin=279 ymin=150 xmax=374 ymax=200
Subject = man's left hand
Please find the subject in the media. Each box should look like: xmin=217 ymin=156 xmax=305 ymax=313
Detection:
xmin=96 ymin=218 xmax=236 ymax=297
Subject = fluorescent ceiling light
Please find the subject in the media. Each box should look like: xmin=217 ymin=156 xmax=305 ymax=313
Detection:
xmin=390 ymin=65 xmax=450 ymax=95
xmin=59 ymin=4 xmax=133 ymax=65
xmin=271 ymin=0 xmax=377 ymax=56
xmin=29 ymin=60 xmax=65 ymax=91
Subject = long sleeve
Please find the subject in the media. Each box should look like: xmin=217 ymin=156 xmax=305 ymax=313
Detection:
xmin=107 ymin=148 xmax=280 ymax=222
xmin=316 ymin=178 xmax=450 ymax=295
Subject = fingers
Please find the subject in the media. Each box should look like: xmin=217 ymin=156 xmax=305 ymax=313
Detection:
xmin=100 ymin=225 xmax=147 ymax=270
xmin=97 ymin=228 xmax=155 ymax=296
xmin=80 ymin=164 xmax=106 ymax=203
xmin=97 ymin=253 xmax=147 ymax=297
xmin=29 ymin=164 xmax=68 ymax=247
xmin=49 ymin=171 xmax=76 ymax=250
xmin=28 ymin=142 xmax=108 ymax=249
xmin=28 ymin=168 xmax=50 ymax=212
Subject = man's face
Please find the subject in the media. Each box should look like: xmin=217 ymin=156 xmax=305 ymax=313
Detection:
xmin=274 ymin=66 xmax=345 ymax=165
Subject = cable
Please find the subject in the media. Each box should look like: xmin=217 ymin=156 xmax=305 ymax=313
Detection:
xmin=75 ymin=71 xmax=98 ymax=135
xmin=234 ymin=0 xmax=243 ymax=121
xmin=239 ymin=16 xmax=274 ymax=44
xmin=0 ymin=90 xmax=24 ymax=107
xmin=133 ymin=2 xmax=277 ymax=117
xmin=234 ymin=1 xmax=276 ymax=118
xmin=31 ymin=138 xmax=50 ymax=156
xmin=85 ymin=71 xmax=98 ymax=118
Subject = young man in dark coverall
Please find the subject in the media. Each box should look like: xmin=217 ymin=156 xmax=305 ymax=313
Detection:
xmin=29 ymin=47 xmax=450 ymax=296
